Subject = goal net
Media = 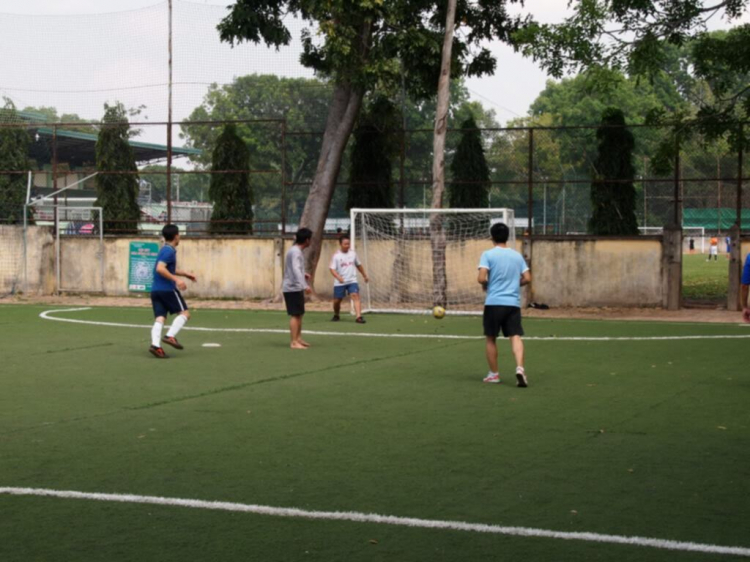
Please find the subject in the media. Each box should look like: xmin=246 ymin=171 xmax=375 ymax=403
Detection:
xmin=0 ymin=225 xmax=24 ymax=298
xmin=351 ymin=208 xmax=516 ymax=315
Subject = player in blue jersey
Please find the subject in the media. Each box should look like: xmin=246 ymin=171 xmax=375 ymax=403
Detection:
xmin=149 ymin=224 xmax=196 ymax=358
xmin=742 ymin=252 xmax=750 ymax=323
xmin=477 ymin=222 xmax=531 ymax=387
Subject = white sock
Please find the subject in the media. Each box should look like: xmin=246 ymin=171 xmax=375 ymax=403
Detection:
xmin=516 ymin=366 xmax=525 ymax=374
xmin=167 ymin=314 xmax=188 ymax=338
xmin=151 ymin=321 xmax=163 ymax=347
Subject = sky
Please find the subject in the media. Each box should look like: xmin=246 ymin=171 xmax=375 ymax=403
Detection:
xmin=0 ymin=0 xmax=746 ymax=131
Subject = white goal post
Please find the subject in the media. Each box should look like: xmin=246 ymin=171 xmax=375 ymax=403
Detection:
xmin=350 ymin=208 xmax=516 ymax=316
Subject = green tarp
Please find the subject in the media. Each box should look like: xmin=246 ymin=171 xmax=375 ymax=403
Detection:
xmin=682 ymin=208 xmax=750 ymax=230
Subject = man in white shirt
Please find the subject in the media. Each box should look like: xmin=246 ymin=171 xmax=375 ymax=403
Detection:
xmin=329 ymin=234 xmax=369 ymax=324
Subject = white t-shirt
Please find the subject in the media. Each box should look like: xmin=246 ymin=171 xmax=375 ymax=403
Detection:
xmin=330 ymin=250 xmax=361 ymax=286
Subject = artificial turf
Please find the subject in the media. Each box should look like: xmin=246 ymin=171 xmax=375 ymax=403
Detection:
xmin=0 ymin=304 xmax=748 ymax=561
xmin=682 ymin=253 xmax=730 ymax=302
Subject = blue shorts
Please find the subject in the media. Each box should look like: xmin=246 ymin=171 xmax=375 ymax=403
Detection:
xmin=333 ymin=283 xmax=359 ymax=299
xmin=151 ymin=290 xmax=188 ymax=318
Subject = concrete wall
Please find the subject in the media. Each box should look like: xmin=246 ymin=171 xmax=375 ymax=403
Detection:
xmin=5 ymin=231 xmax=672 ymax=307
xmin=0 ymin=225 xmax=55 ymax=295
xmin=530 ymin=238 xmax=664 ymax=307
xmin=60 ymin=236 xmax=283 ymax=299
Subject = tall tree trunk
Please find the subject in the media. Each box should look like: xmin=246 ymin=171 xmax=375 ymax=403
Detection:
xmin=430 ymin=0 xmax=457 ymax=308
xmin=299 ymin=81 xmax=364 ymax=291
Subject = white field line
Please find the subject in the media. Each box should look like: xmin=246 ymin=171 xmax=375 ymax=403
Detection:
xmin=39 ymin=308 xmax=750 ymax=342
xmin=1 ymin=487 xmax=749 ymax=557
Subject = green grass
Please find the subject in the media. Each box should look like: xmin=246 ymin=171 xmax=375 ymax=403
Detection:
xmin=682 ymin=253 xmax=729 ymax=301
xmin=1 ymin=304 xmax=749 ymax=561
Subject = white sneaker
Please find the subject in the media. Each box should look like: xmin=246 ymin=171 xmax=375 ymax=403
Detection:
xmin=483 ymin=372 xmax=500 ymax=384
xmin=516 ymin=368 xmax=528 ymax=388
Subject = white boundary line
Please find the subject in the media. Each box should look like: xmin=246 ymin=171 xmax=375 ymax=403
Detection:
xmin=39 ymin=308 xmax=750 ymax=342
xmin=1 ymin=487 xmax=748 ymax=557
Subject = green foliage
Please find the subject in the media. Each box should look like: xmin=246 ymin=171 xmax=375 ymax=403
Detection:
xmin=448 ymin=116 xmax=490 ymax=208
xmin=209 ymin=123 xmax=253 ymax=234
xmin=589 ymin=108 xmax=639 ymax=235
xmin=218 ymin=0 xmax=525 ymax=100
xmin=346 ymin=98 xmax=398 ymax=211
xmin=139 ymin=165 xmax=210 ymax=204
xmin=94 ymin=103 xmax=141 ymax=234
xmin=0 ymin=99 xmax=31 ymax=225
xmin=514 ymin=2 xmax=750 ymax=141
xmin=21 ymin=106 xmax=97 ymax=133
xmin=181 ymin=75 xmax=501 ymax=219
xmin=181 ymin=74 xmax=331 ymax=222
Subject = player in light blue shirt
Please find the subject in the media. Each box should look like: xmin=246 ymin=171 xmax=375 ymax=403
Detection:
xmin=478 ymin=222 xmax=531 ymax=387
xmin=742 ymin=252 xmax=750 ymax=323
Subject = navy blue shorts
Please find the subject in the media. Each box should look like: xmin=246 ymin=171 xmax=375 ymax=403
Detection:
xmin=333 ymin=283 xmax=359 ymax=299
xmin=151 ymin=290 xmax=188 ymax=318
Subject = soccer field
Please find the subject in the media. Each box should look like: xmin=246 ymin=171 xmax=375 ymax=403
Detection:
xmin=682 ymin=254 xmax=730 ymax=302
xmin=1 ymin=304 xmax=749 ymax=561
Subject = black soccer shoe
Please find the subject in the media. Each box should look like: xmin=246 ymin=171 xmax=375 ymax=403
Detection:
xmin=162 ymin=336 xmax=184 ymax=350
xmin=149 ymin=346 xmax=169 ymax=359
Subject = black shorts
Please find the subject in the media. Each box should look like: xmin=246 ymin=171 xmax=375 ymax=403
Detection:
xmin=483 ymin=305 xmax=524 ymax=338
xmin=283 ymin=291 xmax=305 ymax=316
xmin=151 ymin=290 xmax=188 ymax=318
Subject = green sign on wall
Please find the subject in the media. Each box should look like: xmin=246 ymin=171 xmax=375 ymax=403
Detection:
xmin=128 ymin=242 xmax=160 ymax=292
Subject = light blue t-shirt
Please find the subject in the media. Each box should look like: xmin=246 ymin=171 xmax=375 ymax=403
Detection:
xmin=478 ymin=246 xmax=529 ymax=307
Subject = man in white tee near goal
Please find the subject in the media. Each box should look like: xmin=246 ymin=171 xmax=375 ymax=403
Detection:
xmin=478 ymin=222 xmax=531 ymax=387
xmin=330 ymin=233 xmax=370 ymax=323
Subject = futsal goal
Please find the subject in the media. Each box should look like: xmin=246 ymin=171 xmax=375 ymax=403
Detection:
xmin=350 ymin=208 xmax=516 ymax=316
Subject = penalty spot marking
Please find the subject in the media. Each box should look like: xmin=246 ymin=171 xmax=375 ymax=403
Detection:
xmin=1 ymin=487 xmax=749 ymax=557
xmin=201 ymin=343 xmax=221 ymax=348
xmin=40 ymin=308 xmax=750 ymax=342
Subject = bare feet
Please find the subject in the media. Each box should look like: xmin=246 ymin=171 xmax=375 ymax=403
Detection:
xmin=290 ymin=342 xmax=307 ymax=350
xmin=298 ymin=339 xmax=311 ymax=348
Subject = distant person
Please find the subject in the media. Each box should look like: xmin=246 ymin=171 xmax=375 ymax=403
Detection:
xmin=148 ymin=224 xmax=197 ymax=358
xmin=689 ymin=238 xmax=695 ymax=254
xmin=283 ymin=228 xmax=313 ymax=349
xmin=742 ymin=252 xmax=750 ymax=323
xmin=329 ymin=234 xmax=369 ymax=324
xmin=478 ymin=222 xmax=531 ymax=387
xmin=725 ymin=236 xmax=731 ymax=254
xmin=708 ymin=236 xmax=719 ymax=261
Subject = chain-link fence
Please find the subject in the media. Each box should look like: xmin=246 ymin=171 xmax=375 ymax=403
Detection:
xmin=0 ymin=119 xmax=748 ymax=237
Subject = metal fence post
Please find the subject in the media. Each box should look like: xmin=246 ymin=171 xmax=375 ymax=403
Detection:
xmin=738 ymin=122 xmax=744 ymax=231
xmin=527 ymin=128 xmax=534 ymax=236
xmin=674 ymin=136 xmax=682 ymax=227
xmin=166 ymin=0 xmax=173 ymax=225
xmin=281 ymin=118 xmax=287 ymax=235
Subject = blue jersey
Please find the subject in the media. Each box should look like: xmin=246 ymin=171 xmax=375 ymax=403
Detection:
xmin=479 ymin=246 xmax=529 ymax=307
xmin=742 ymin=254 xmax=750 ymax=286
xmin=152 ymin=245 xmax=177 ymax=292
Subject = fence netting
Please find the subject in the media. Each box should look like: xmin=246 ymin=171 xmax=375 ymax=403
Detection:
xmin=0 ymin=2 xmax=747 ymax=237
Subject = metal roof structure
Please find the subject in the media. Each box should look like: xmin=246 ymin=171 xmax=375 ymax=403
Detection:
xmin=12 ymin=111 xmax=201 ymax=166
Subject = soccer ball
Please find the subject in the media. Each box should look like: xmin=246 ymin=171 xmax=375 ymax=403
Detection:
xmin=432 ymin=306 xmax=446 ymax=319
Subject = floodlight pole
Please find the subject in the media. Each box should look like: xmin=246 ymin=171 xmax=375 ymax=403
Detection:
xmin=166 ymin=0 xmax=174 ymax=224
